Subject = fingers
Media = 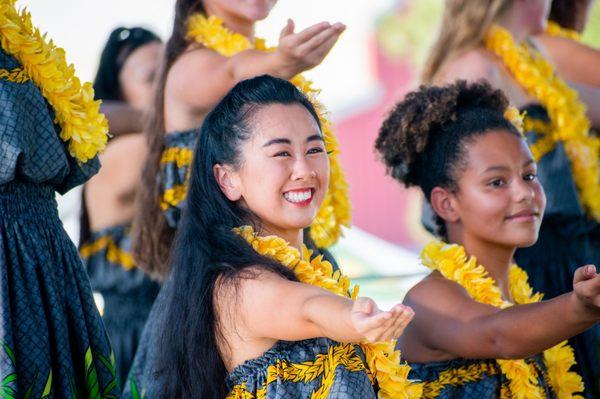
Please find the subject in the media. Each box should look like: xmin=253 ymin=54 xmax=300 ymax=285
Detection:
xmin=377 ymin=305 xmax=414 ymax=341
xmin=353 ymin=297 xmax=376 ymax=315
xmin=574 ymin=264 xmax=597 ymax=284
xmin=297 ymin=23 xmax=345 ymax=54
xmin=286 ymin=21 xmax=334 ymax=48
xmin=279 ymin=18 xmax=295 ymax=39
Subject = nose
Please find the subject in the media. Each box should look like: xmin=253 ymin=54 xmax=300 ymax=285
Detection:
xmin=290 ymin=156 xmax=316 ymax=181
xmin=514 ymin=178 xmax=535 ymax=204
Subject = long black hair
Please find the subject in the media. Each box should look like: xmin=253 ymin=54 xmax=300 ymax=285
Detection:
xmin=155 ymin=75 xmax=322 ymax=398
xmin=79 ymin=26 xmax=161 ymax=247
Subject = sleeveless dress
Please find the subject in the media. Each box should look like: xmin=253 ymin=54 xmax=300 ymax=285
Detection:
xmin=123 ymin=130 xmax=344 ymax=397
xmin=0 ymin=48 xmax=119 ymax=397
xmin=514 ymin=105 xmax=600 ymax=398
xmin=79 ymin=224 xmax=160 ymax=387
xmin=409 ymin=356 xmax=555 ymax=399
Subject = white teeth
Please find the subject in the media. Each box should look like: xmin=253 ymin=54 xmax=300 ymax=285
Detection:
xmin=284 ymin=190 xmax=312 ymax=203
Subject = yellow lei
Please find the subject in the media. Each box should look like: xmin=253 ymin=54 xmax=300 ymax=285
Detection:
xmin=186 ymin=14 xmax=351 ymax=249
xmin=0 ymin=0 xmax=107 ymax=163
xmin=485 ymin=24 xmax=600 ymax=221
xmin=546 ymin=21 xmax=582 ymax=41
xmin=421 ymin=240 xmax=584 ymax=399
xmin=235 ymin=226 xmax=423 ymax=399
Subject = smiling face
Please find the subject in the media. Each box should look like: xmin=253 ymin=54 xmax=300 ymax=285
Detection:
xmin=440 ymin=130 xmax=546 ymax=248
xmin=216 ymin=103 xmax=329 ymax=241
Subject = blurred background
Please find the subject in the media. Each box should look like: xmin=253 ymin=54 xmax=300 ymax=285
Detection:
xmin=22 ymin=0 xmax=600 ymax=306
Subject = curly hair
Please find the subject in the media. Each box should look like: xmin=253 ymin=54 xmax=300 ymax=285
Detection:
xmin=375 ymin=80 xmax=520 ymax=237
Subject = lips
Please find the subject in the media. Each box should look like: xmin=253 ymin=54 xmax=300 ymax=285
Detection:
xmin=283 ymin=188 xmax=314 ymax=206
xmin=506 ymin=209 xmax=540 ymax=221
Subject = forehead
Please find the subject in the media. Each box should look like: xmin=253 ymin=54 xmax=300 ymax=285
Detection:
xmin=463 ymin=130 xmax=532 ymax=168
xmin=248 ymin=103 xmax=321 ymax=142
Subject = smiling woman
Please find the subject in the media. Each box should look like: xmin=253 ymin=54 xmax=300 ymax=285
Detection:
xmin=123 ymin=75 xmax=420 ymax=399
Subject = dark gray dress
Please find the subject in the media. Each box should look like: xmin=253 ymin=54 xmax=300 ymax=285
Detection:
xmin=0 ymin=48 xmax=119 ymax=397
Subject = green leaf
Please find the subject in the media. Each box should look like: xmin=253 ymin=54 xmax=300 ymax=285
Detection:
xmin=0 ymin=342 xmax=16 ymax=367
xmin=129 ymin=377 xmax=141 ymax=399
xmin=92 ymin=349 xmax=118 ymax=396
xmin=68 ymin=372 xmax=78 ymax=399
xmin=84 ymin=347 xmax=101 ymax=399
xmin=40 ymin=370 xmax=52 ymax=399
xmin=1 ymin=373 xmax=16 ymax=386
xmin=0 ymin=385 xmax=16 ymax=399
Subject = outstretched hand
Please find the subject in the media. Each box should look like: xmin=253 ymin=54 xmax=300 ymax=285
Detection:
xmin=350 ymin=297 xmax=414 ymax=342
xmin=275 ymin=19 xmax=345 ymax=77
xmin=573 ymin=264 xmax=600 ymax=316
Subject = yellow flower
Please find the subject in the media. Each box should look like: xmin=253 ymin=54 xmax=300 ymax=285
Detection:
xmin=504 ymin=105 xmax=525 ymax=134
xmin=421 ymin=240 xmax=584 ymax=399
xmin=0 ymin=0 xmax=108 ymax=163
xmin=236 ymin=226 xmax=423 ymax=398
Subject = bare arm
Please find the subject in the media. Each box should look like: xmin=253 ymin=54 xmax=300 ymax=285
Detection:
xmin=100 ymin=101 xmax=144 ymax=137
xmin=536 ymin=34 xmax=600 ymax=88
xmin=217 ymin=268 xmax=413 ymax=344
xmin=402 ymin=265 xmax=600 ymax=360
xmin=171 ymin=20 xmax=345 ymax=117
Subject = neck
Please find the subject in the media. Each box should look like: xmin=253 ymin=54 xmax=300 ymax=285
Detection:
xmin=496 ymin=7 xmax=534 ymax=43
xmin=204 ymin=4 xmax=255 ymax=39
xmin=447 ymin=227 xmax=515 ymax=301
xmin=259 ymin=224 xmax=304 ymax=253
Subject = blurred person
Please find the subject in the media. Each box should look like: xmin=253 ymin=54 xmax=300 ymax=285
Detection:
xmin=534 ymin=0 xmax=600 ymax=87
xmin=422 ymin=0 xmax=600 ymax=395
xmin=0 ymin=2 xmax=119 ymax=396
xmin=78 ymin=26 xmax=163 ymax=386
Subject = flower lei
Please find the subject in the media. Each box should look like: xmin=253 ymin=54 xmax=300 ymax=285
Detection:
xmin=235 ymin=226 xmax=423 ymax=399
xmin=546 ymin=21 xmax=582 ymax=41
xmin=0 ymin=0 xmax=107 ymax=163
xmin=485 ymin=24 xmax=600 ymax=221
xmin=421 ymin=240 xmax=584 ymax=399
xmin=186 ymin=14 xmax=351 ymax=249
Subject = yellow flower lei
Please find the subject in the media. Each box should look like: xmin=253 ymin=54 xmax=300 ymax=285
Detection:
xmin=186 ymin=14 xmax=351 ymax=249
xmin=546 ymin=21 xmax=582 ymax=42
xmin=485 ymin=24 xmax=600 ymax=221
xmin=421 ymin=240 xmax=584 ymax=399
xmin=235 ymin=225 xmax=423 ymax=399
xmin=0 ymin=0 xmax=107 ymax=163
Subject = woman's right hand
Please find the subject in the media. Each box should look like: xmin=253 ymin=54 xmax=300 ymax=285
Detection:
xmin=350 ymin=297 xmax=414 ymax=342
xmin=572 ymin=264 xmax=600 ymax=318
xmin=274 ymin=19 xmax=345 ymax=78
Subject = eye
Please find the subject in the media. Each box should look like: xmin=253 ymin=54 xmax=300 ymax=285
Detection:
xmin=307 ymin=147 xmax=324 ymax=155
xmin=523 ymin=172 xmax=537 ymax=181
xmin=274 ymin=151 xmax=291 ymax=157
xmin=488 ymin=178 xmax=506 ymax=188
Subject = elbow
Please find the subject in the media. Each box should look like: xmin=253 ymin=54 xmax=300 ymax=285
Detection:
xmin=487 ymin=329 xmax=537 ymax=360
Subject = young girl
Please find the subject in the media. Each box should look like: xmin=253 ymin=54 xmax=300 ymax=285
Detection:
xmin=376 ymin=80 xmax=600 ymax=398
xmin=79 ymin=26 xmax=163 ymax=385
xmin=132 ymin=0 xmax=348 ymax=279
xmin=421 ymin=1 xmax=600 ymax=394
xmin=127 ymin=75 xmax=421 ymax=398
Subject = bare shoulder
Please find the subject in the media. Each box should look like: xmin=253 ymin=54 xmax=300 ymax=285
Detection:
xmin=437 ymin=48 xmax=498 ymax=85
xmin=404 ymin=271 xmax=472 ymax=312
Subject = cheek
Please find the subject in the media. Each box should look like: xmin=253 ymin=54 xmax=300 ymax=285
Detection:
xmin=460 ymin=188 xmax=510 ymax=227
xmin=533 ymin=181 xmax=546 ymax=212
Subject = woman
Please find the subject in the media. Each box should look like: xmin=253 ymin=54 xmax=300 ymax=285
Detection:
xmin=377 ymin=80 xmax=600 ymax=398
xmin=130 ymin=74 xmax=421 ymax=399
xmin=0 ymin=2 xmax=118 ymax=396
xmin=421 ymin=1 xmax=600 ymax=395
xmin=79 ymin=26 xmax=163 ymax=385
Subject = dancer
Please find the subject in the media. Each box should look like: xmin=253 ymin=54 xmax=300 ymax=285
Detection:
xmin=79 ymin=27 xmax=162 ymax=385
xmin=0 ymin=2 xmax=119 ymax=397
xmin=377 ymin=80 xmax=599 ymax=398
xmin=135 ymin=74 xmax=421 ymax=398
xmin=132 ymin=0 xmax=349 ymax=279
xmin=421 ymin=1 xmax=600 ymax=394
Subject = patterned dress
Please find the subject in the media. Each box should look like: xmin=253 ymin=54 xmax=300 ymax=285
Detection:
xmin=79 ymin=224 xmax=160 ymax=387
xmin=409 ymin=356 xmax=555 ymax=399
xmin=514 ymin=105 xmax=600 ymax=398
xmin=0 ymin=48 xmax=119 ymax=397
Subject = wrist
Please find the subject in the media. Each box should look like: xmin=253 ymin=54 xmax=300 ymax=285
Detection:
xmin=568 ymin=291 xmax=600 ymax=323
xmin=269 ymin=51 xmax=300 ymax=80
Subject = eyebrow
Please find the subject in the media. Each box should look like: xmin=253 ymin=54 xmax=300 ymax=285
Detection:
xmin=481 ymin=159 xmax=535 ymax=174
xmin=262 ymin=134 xmax=324 ymax=148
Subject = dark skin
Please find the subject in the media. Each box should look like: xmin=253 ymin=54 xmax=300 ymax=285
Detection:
xmin=399 ymin=130 xmax=600 ymax=363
